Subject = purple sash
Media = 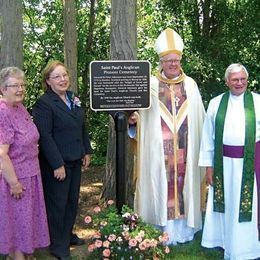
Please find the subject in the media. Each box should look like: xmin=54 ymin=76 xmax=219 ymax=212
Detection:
xmin=223 ymin=145 xmax=244 ymax=158
xmin=256 ymin=141 xmax=260 ymax=240
xmin=223 ymin=141 xmax=260 ymax=239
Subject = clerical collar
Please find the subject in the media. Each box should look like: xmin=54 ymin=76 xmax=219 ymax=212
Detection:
xmin=229 ymin=91 xmax=245 ymax=100
xmin=156 ymin=68 xmax=186 ymax=84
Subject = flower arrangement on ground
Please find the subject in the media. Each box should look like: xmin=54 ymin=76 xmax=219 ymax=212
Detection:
xmin=85 ymin=200 xmax=170 ymax=259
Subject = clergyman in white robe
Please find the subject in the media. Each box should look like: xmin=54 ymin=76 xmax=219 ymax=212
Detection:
xmin=199 ymin=91 xmax=260 ymax=260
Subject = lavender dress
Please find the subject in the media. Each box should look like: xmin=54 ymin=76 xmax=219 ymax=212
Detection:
xmin=0 ymin=100 xmax=50 ymax=254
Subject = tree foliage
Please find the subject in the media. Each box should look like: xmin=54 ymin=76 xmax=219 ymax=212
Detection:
xmin=137 ymin=0 xmax=259 ymax=103
xmin=161 ymin=0 xmax=260 ymax=99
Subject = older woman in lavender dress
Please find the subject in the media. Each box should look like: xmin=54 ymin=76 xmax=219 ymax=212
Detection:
xmin=0 ymin=67 xmax=49 ymax=260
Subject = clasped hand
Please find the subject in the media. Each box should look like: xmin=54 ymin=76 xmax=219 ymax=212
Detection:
xmin=10 ymin=181 xmax=26 ymax=199
xmin=54 ymin=166 xmax=66 ymax=181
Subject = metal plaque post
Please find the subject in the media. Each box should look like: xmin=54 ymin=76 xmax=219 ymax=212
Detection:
xmin=113 ymin=111 xmax=127 ymax=212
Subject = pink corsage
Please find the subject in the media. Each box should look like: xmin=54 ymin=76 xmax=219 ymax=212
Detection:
xmin=72 ymin=96 xmax=81 ymax=107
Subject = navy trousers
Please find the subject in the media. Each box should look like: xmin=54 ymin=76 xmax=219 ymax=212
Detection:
xmin=40 ymin=158 xmax=82 ymax=257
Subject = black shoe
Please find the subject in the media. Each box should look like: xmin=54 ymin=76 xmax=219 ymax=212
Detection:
xmin=70 ymin=234 xmax=85 ymax=246
xmin=52 ymin=253 xmax=71 ymax=260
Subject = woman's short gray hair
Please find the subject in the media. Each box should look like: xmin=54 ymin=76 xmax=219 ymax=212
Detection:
xmin=0 ymin=67 xmax=25 ymax=88
xmin=224 ymin=63 xmax=248 ymax=82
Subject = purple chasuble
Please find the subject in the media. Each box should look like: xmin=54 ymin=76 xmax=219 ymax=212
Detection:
xmin=159 ymin=81 xmax=188 ymax=220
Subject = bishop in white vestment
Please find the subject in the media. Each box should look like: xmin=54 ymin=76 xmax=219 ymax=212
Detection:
xmin=130 ymin=28 xmax=206 ymax=245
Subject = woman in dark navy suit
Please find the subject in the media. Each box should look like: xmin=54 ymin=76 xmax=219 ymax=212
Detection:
xmin=32 ymin=60 xmax=92 ymax=260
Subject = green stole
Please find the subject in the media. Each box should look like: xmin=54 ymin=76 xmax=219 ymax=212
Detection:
xmin=214 ymin=91 xmax=256 ymax=221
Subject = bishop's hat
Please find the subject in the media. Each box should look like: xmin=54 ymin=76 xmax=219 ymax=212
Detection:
xmin=154 ymin=28 xmax=184 ymax=57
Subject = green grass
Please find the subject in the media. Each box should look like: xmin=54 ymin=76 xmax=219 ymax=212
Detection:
xmin=164 ymin=231 xmax=223 ymax=259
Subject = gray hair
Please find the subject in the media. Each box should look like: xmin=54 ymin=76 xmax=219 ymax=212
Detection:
xmin=224 ymin=63 xmax=248 ymax=82
xmin=0 ymin=67 xmax=25 ymax=88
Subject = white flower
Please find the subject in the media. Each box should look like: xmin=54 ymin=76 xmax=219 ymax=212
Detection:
xmin=122 ymin=212 xmax=131 ymax=218
xmin=123 ymin=224 xmax=129 ymax=231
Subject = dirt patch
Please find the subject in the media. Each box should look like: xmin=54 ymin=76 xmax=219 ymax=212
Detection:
xmin=34 ymin=166 xmax=105 ymax=259
xmin=75 ymin=165 xmax=105 ymax=237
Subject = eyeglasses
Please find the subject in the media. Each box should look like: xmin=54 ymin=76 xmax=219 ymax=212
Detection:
xmin=230 ymin=78 xmax=247 ymax=84
xmin=6 ymin=83 xmax=26 ymax=89
xmin=161 ymin=59 xmax=181 ymax=64
xmin=49 ymin=74 xmax=69 ymax=81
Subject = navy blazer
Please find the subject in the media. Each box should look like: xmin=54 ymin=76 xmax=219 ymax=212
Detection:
xmin=32 ymin=89 xmax=92 ymax=170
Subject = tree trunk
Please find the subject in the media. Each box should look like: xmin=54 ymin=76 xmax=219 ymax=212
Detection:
xmin=82 ymin=0 xmax=96 ymax=106
xmin=63 ymin=0 xmax=77 ymax=93
xmin=110 ymin=0 xmax=137 ymax=60
xmin=102 ymin=0 xmax=137 ymax=207
xmin=0 ymin=0 xmax=23 ymax=69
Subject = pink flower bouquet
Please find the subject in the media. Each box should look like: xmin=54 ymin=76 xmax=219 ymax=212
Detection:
xmin=85 ymin=201 xmax=170 ymax=259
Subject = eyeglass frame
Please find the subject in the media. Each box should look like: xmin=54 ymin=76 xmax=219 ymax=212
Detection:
xmin=49 ymin=73 xmax=69 ymax=81
xmin=230 ymin=77 xmax=247 ymax=84
xmin=160 ymin=58 xmax=181 ymax=64
xmin=5 ymin=83 xmax=26 ymax=90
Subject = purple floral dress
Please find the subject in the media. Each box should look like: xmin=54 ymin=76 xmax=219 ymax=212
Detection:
xmin=0 ymin=100 xmax=50 ymax=254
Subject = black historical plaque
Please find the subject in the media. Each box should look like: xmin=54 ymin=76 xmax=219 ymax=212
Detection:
xmin=90 ymin=60 xmax=150 ymax=111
